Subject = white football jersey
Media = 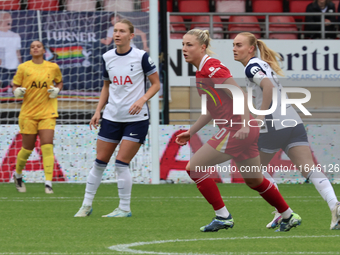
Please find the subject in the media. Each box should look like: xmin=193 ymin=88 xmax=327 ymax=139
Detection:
xmin=244 ymin=57 xmax=302 ymax=133
xmin=102 ymin=47 xmax=157 ymax=122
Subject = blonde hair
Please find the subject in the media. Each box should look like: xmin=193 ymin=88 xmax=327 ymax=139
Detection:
xmin=116 ymin=19 xmax=134 ymax=34
xmin=186 ymin=29 xmax=214 ymax=56
xmin=239 ymin=32 xmax=284 ymax=76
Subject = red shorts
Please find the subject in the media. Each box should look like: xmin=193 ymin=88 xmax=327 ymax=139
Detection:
xmin=207 ymin=126 xmax=259 ymax=162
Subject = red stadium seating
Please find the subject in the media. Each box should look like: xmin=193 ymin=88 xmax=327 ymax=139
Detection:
xmin=141 ymin=0 xmax=173 ymax=12
xmin=216 ymin=0 xmax=246 ymax=20
xmin=0 ymin=0 xmax=20 ymax=10
xmin=251 ymin=0 xmax=283 ymax=19
xmin=28 ymin=0 xmax=59 ymax=10
xmin=228 ymin=16 xmax=261 ymax=39
xmin=178 ymin=0 xmax=210 ymax=20
xmin=269 ymin=16 xmax=298 ymax=39
xmin=289 ymin=0 xmax=313 ymax=21
xmin=190 ymin=16 xmax=224 ymax=39
xmin=170 ymin=16 xmax=186 ymax=39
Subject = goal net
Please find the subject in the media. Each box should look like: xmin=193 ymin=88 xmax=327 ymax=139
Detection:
xmin=0 ymin=0 xmax=155 ymax=184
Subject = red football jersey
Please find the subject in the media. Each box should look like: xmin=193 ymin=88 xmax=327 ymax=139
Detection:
xmin=196 ymin=57 xmax=243 ymax=130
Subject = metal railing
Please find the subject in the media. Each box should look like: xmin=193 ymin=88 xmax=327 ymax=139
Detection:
xmin=170 ymin=12 xmax=340 ymax=39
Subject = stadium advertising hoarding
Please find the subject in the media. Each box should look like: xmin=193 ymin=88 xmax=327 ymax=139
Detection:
xmin=169 ymin=39 xmax=340 ymax=87
xmin=1 ymin=125 xmax=339 ymax=184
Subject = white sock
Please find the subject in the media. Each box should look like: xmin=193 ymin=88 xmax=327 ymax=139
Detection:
xmin=262 ymin=170 xmax=279 ymax=190
xmin=116 ymin=160 xmax=132 ymax=212
xmin=309 ymin=171 xmax=338 ymax=211
xmin=215 ymin=206 xmax=230 ymax=218
xmin=281 ymin=208 xmax=293 ymax=219
xmin=45 ymin=180 xmax=52 ymax=187
xmin=83 ymin=159 xmax=106 ymax=206
xmin=14 ymin=172 xmax=23 ymax=179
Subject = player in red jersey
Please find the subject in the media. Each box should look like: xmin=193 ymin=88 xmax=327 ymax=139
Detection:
xmin=176 ymin=29 xmax=301 ymax=232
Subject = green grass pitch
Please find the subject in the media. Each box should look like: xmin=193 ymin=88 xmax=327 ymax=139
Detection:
xmin=1 ymin=183 xmax=340 ymax=254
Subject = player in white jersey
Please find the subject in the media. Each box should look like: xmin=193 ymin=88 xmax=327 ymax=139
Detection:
xmin=75 ymin=19 xmax=160 ymax=218
xmin=233 ymin=32 xmax=340 ymax=230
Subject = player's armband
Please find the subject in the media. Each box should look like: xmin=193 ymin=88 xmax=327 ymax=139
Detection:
xmin=253 ymin=71 xmax=266 ymax=86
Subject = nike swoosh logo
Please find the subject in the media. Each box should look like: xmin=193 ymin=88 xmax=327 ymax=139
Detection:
xmin=130 ymin=133 xmax=138 ymax=136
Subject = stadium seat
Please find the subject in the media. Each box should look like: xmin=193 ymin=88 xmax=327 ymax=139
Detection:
xmin=269 ymin=16 xmax=298 ymax=39
xmin=289 ymin=0 xmax=313 ymax=21
xmin=66 ymin=0 xmax=96 ymax=11
xmin=228 ymin=16 xmax=261 ymax=39
xmin=190 ymin=16 xmax=224 ymax=39
xmin=28 ymin=0 xmax=59 ymax=10
xmin=251 ymin=0 xmax=283 ymax=20
xmin=141 ymin=0 xmax=173 ymax=12
xmin=170 ymin=15 xmax=186 ymax=39
xmin=178 ymin=0 xmax=210 ymax=20
xmin=104 ymin=0 xmax=134 ymax=12
xmin=216 ymin=0 xmax=246 ymax=19
xmin=0 ymin=0 xmax=20 ymax=10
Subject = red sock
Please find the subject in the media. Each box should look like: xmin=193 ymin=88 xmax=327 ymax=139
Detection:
xmin=187 ymin=170 xmax=225 ymax=210
xmin=251 ymin=178 xmax=289 ymax=213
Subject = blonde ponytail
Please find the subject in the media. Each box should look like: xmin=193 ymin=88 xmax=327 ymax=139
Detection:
xmin=238 ymin=32 xmax=284 ymax=76
xmin=257 ymin=40 xmax=284 ymax=76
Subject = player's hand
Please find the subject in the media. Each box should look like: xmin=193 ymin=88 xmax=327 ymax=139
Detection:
xmin=129 ymin=98 xmax=146 ymax=115
xmin=47 ymin=86 xmax=60 ymax=98
xmin=233 ymin=126 xmax=249 ymax=140
xmin=89 ymin=112 xmax=101 ymax=130
xmin=13 ymin=87 xmax=26 ymax=98
xmin=176 ymin=131 xmax=190 ymax=146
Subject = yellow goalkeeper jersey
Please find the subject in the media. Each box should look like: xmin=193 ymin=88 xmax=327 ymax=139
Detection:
xmin=13 ymin=60 xmax=62 ymax=120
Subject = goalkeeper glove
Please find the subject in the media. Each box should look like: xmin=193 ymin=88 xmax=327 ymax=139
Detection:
xmin=47 ymin=86 xmax=60 ymax=99
xmin=13 ymin=87 xmax=26 ymax=98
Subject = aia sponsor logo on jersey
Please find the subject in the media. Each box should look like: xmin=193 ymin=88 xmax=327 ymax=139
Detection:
xmin=112 ymin=76 xmax=133 ymax=85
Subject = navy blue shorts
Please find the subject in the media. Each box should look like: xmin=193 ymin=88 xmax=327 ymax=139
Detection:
xmin=98 ymin=118 xmax=149 ymax=144
xmin=258 ymin=123 xmax=309 ymax=155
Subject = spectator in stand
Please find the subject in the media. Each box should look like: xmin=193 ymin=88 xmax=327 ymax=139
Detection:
xmin=0 ymin=11 xmax=22 ymax=88
xmin=305 ymin=0 xmax=336 ymax=39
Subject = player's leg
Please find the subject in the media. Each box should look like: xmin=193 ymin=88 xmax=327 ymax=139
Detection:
xmin=38 ymin=118 xmax=56 ymax=193
xmin=187 ymin=142 xmax=234 ymax=232
xmin=285 ymin=123 xmax=340 ymax=229
xmin=288 ymin=145 xmax=340 ymax=230
xmin=257 ymin=130 xmax=288 ymax=228
xmin=75 ymin=119 xmax=121 ymax=217
xmin=237 ymin=157 xmax=301 ymax=232
xmin=14 ymin=118 xmax=38 ymax=192
xmin=102 ymin=119 xmax=148 ymax=218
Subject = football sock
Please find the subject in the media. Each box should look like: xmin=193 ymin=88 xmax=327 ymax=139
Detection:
xmin=116 ymin=160 xmax=132 ymax=212
xmin=187 ymin=170 xmax=225 ymax=211
xmin=15 ymin=147 xmax=32 ymax=176
xmin=41 ymin=144 xmax=54 ymax=185
xmin=308 ymin=171 xmax=339 ymax=211
xmin=83 ymin=159 xmax=107 ymax=206
xmin=251 ymin=178 xmax=292 ymax=219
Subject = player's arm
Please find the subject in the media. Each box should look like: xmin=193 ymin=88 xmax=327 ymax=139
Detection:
xmin=90 ymin=80 xmax=110 ymax=130
xmin=129 ymin=72 xmax=160 ymax=115
xmin=222 ymin=77 xmax=250 ymax=139
xmin=48 ymin=65 xmax=64 ymax=98
xmin=12 ymin=65 xmax=26 ymax=98
xmin=189 ymin=111 xmax=212 ymax=135
xmin=246 ymin=63 xmax=273 ymax=122
xmin=176 ymin=111 xmax=212 ymax=146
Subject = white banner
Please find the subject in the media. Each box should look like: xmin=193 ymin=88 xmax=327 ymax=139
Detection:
xmin=169 ymin=39 xmax=340 ymax=87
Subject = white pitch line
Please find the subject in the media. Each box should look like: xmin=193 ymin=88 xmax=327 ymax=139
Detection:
xmin=108 ymin=235 xmax=340 ymax=255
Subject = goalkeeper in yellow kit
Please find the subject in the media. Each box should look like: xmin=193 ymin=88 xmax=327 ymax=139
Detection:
xmin=12 ymin=40 xmax=63 ymax=194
